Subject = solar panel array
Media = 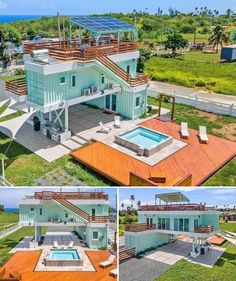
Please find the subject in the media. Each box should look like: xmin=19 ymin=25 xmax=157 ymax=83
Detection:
xmin=71 ymin=16 xmax=136 ymax=32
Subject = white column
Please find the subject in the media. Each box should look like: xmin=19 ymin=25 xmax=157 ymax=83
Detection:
xmin=65 ymin=103 xmax=69 ymax=132
xmin=34 ymin=225 xmax=38 ymax=242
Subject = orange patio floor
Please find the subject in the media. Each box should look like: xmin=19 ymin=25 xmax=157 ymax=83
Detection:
xmin=71 ymin=119 xmax=236 ymax=186
xmin=1 ymin=250 xmax=117 ymax=281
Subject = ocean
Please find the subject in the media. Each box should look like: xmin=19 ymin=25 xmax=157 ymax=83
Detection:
xmin=5 ymin=208 xmax=19 ymax=213
xmin=0 ymin=15 xmax=42 ymax=23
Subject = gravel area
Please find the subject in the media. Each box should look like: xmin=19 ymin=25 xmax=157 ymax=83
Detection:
xmin=120 ymin=256 xmax=171 ymax=281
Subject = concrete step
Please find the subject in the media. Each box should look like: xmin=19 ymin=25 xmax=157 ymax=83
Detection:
xmin=71 ymin=135 xmax=87 ymax=145
xmin=61 ymin=140 xmax=81 ymax=151
xmin=75 ymin=133 xmax=91 ymax=142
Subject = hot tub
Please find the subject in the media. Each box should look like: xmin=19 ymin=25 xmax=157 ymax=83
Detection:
xmin=45 ymin=249 xmax=83 ymax=266
xmin=115 ymin=127 xmax=173 ymax=157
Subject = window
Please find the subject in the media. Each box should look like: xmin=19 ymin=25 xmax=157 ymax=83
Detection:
xmin=166 ymin=218 xmax=170 ymax=230
xmin=146 ymin=218 xmax=149 ymax=225
xmin=135 ymin=97 xmax=140 ymax=107
xmin=92 ymin=231 xmax=99 ymax=240
xmin=126 ymin=65 xmax=130 ymax=74
xmin=101 ymin=75 xmax=105 ymax=84
xmin=39 ymin=208 xmax=43 ymax=216
xmin=60 ymin=76 xmax=66 ymax=84
xmin=157 ymin=218 xmax=170 ymax=230
xmin=158 ymin=218 xmax=161 ymax=229
xmin=184 ymin=219 xmax=189 ymax=232
xmin=29 ymin=207 xmax=35 ymax=212
xmin=65 ymin=212 xmax=68 ymax=218
xmin=174 ymin=218 xmax=178 ymax=231
xmin=71 ymin=74 xmax=76 ymax=87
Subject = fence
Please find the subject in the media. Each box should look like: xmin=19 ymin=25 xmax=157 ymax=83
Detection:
xmin=0 ymin=224 xmax=20 ymax=240
xmin=0 ymin=176 xmax=12 ymax=187
xmin=148 ymin=88 xmax=236 ymax=117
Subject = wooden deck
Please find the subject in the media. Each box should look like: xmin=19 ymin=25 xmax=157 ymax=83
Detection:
xmin=1 ymin=250 xmax=117 ymax=281
xmin=71 ymin=119 xmax=236 ymax=186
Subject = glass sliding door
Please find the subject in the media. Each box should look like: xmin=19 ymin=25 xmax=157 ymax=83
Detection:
xmin=105 ymin=94 xmax=117 ymax=112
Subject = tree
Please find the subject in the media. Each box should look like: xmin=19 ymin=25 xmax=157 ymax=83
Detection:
xmin=137 ymin=48 xmax=151 ymax=72
xmin=0 ymin=204 xmax=4 ymax=212
xmin=208 ymin=26 xmax=231 ymax=53
xmin=164 ymin=33 xmax=188 ymax=56
xmin=130 ymin=195 xmax=135 ymax=207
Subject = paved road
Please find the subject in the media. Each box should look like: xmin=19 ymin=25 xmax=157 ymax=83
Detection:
xmin=149 ymin=81 xmax=236 ymax=105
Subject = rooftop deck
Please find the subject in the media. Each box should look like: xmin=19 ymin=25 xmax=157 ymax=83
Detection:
xmin=71 ymin=119 xmax=236 ymax=186
xmin=0 ymin=250 xmax=117 ymax=281
xmin=139 ymin=204 xmax=209 ymax=211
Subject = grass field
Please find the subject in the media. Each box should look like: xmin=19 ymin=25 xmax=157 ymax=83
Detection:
xmin=220 ymin=222 xmax=236 ymax=233
xmin=0 ymin=212 xmax=19 ymax=231
xmin=145 ymin=52 xmax=236 ymax=96
xmin=148 ymin=97 xmax=236 ymax=186
xmin=0 ymin=226 xmax=47 ymax=266
xmin=0 ymin=132 xmax=108 ymax=186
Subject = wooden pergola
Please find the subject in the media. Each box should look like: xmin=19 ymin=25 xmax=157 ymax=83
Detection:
xmin=158 ymin=93 xmax=176 ymax=121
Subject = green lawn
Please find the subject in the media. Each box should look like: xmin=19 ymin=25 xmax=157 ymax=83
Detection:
xmin=0 ymin=132 xmax=109 ymax=186
xmin=0 ymin=212 xmax=19 ymax=232
xmin=0 ymin=226 xmax=47 ymax=266
xmin=157 ymin=242 xmax=236 ymax=281
xmin=220 ymin=222 xmax=236 ymax=233
xmin=148 ymin=97 xmax=236 ymax=186
xmin=145 ymin=51 xmax=236 ymax=96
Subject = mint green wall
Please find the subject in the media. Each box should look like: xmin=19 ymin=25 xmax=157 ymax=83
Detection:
xmin=117 ymin=59 xmax=137 ymax=77
xmin=200 ymin=214 xmax=220 ymax=232
xmin=77 ymin=203 xmax=109 ymax=216
xmin=125 ymin=232 xmax=169 ymax=255
xmin=26 ymin=71 xmax=44 ymax=105
xmin=88 ymin=227 xmax=108 ymax=249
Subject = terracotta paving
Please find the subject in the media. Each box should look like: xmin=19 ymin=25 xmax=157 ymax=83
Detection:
xmin=208 ymin=235 xmax=226 ymax=245
xmin=71 ymin=119 xmax=236 ymax=186
xmin=0 ymin=250 xmax=117 ymax=281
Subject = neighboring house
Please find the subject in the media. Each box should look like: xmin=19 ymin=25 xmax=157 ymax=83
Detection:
xmin=220 ymin=45 xmax=236 ymax=61
xmin=6 ymin=16 xmax=148 ymax=142
xmin=19 ymin=191 xmax=109 ymax=249
xmin=124 ymin=192 xmax=220 ymax=258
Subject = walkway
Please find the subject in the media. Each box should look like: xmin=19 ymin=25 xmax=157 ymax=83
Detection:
xmin=0 ymin=224 xmax=21 ymax=240
xmin=149 ymin=81 xmax=236 ymax=105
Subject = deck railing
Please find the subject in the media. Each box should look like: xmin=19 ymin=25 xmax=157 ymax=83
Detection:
xmin=195 ymin=225 xmax=214 ymax=233
xmin=125 ymin=223 xmax=156 ymax=232
xmin=139 ymin=204 xmax=208 ymax=212
xmin=5 ymin=77 xmax=27 ymax=96
xmin=34 ymin=191 xmax=108 ymax=200
xmin=119 ymin=247 xmax=135 ymax=261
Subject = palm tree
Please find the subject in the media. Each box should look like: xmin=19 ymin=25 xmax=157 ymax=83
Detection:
xmin=130 ymin=195 xmax=135 ymax=207
xmin=208 ymin=26 xmax=231 ymax=53
xmin=121 ymin=203 xmax=125 ymax=209
xmin=137 ymin=201 xmax=141 ymax=207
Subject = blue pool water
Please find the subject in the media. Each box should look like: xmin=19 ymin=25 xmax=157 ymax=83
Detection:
xmin=121 ymin=127 xmax=169 ymax=149
xmin=49 ymin=249 xmax=80 ymax=260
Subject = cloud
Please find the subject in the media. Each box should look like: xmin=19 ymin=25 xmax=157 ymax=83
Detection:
xmin=0 ymin=1 xmax=7 ymax=9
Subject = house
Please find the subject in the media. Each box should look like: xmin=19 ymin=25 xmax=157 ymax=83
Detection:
xmin=220 ymin=45 xmax=236 ymax=61
xmin=6 ymin=16 xmax=148 ymax=143
xmin=124 ymin=192 xmax=220 ymax=258
xmin=19 ymin=191 xmax=109 ymax=249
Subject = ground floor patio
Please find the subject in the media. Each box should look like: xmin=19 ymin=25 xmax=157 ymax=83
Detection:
xmin=71 ymin=118 xmax=236 ymax=186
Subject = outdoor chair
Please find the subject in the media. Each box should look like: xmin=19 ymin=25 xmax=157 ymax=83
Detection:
xmin=180 ymin=122 xmax=189 ymax=139
xmin=99 ymin=254 xmax=116 ymax=268
xmin=97 ymin=121 xmax=110 ymax=133
xmin=53 ymin=241 xmax=59 ymax=248
xmin=68 ymin=241 xmax=74 ymax=248
xmin=114 ymin=116 xmax=121 ymax=128
xmin=109 ymin=268 xmax=117 ymax=278
xmin=198 ymin=126 xmax=209 ymax=144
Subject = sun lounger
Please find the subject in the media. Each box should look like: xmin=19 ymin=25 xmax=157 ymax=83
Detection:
xmin=114 ymin=116 xmax=121 ymax=128
xmin=109 ymin=268 xmax=118 ymax=278
xmin=0 ymin=268 xmax=22 ymax=281
xmin=198 ymin=126 xmax=209 ymax=144
xmin=99 ymin=254 xmax=116 ymax=268
xmin=97 ymin=121 xmax=110 ymax=133
xmin=68 ymin=241 xmax=74 ymax=248
xmin=53 ymin=241 xmax=59 ymax=248
xmin=180 ymin=122 xmax=189 ymax=139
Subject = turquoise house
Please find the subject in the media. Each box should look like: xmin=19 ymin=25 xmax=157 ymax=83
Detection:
xmin=124 ymin=192 xmax=220 ymax=258
xmin=19 ymin=191 xmax=109 ymax=249
xmin=23 ymin=16 xmax=148 ymax=142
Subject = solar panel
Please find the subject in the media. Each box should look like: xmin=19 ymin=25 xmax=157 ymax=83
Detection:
xmin=71 ymin=16 xmax=136 ymax=33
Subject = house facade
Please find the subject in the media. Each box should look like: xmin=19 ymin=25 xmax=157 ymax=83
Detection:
xmin=16 ymin=16 xmax=148 ymax=142
xmin=19 ymin=191 xmax=109 ymax=249
xmin=124 ymin=192 xmax=220 ymax=258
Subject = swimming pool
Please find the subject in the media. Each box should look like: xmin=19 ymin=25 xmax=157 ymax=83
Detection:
xmin=115 ymin=127 xmax=173 ymax=157
xmin=45 ymin=249 xmax=83 ymax=266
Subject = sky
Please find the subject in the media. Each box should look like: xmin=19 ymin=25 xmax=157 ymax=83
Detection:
xmin=119 ymin=188 xmax=236 ymax=209
xmin=0 ymin=188 xmax=117 ymax=208
xmin=0 ymin=0 xmax=235 ymax=15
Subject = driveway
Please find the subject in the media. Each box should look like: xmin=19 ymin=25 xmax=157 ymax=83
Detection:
xmin=149 ymin=81 xmax=236 ymax=105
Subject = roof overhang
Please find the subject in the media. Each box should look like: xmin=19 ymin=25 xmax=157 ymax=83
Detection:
xmin=155 ymin=192 xmax=190 ymax=204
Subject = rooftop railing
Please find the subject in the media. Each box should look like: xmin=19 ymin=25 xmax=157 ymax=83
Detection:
xmin=125 ymin=223 xmax=156 ymax=232
xmin=34 ymin=191 xmax=108 ymax=200
xmin=139 ymin=204 xmax=209 ymax=212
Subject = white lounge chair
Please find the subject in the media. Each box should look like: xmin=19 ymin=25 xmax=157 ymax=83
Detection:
xmin=109 ymin=268 xmax=118 ymax=278
xmin=97 ymin=121 xmax=110 ymax=134
xmin=180 ymin=122 xmax=189 ymax=139
xmin=68 ymin=241 xmax=74 ymax=248
xmin=53 ymin=241 xmax=59 ymax=248
xmin=198 ymin=126 xmax=209 ymax=144
xmin=99 ymin=254 xmax=116 ymax=268
xmin=114 ymin=116 xmax=121 ymax=128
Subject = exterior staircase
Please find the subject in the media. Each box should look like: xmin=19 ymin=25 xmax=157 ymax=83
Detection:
xmin=96 ymin=56 xmax=148 ymax=87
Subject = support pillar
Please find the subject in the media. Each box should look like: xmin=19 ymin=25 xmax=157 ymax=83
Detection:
xmin=65 ymin=103 xmax=69 ymax=132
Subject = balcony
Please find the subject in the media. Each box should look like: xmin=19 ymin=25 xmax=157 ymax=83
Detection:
xmin=195 ymin=225 xmax=214 ymax=233
xmin=5 ymin=77 xmax=27 ymax=96
xmin=24 ymin=40 xmax=138 ymax=61
xmin=34 ymin=191 xmax=108 ymax=200
xmin=139 ymin=204 xmax=209 ymax=212
xmin=125 ymin=223 xmax=156 ymax=232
